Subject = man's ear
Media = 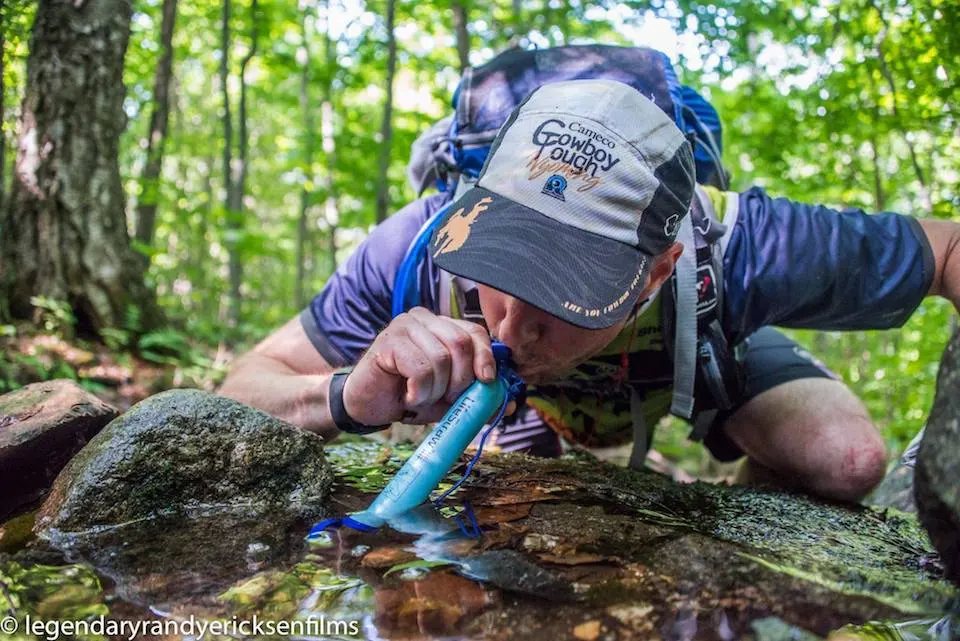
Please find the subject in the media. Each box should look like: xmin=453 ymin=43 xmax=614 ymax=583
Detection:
xmin=636 ymin=242 xmax=683 ymax=299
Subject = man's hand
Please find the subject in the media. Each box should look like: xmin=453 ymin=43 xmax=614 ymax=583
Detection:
xmin=342 ymin=307 xmax=497 ymax=425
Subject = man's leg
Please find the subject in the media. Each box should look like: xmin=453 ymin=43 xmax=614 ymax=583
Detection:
xmin=704 ymin=328 xmax=887 ymax=503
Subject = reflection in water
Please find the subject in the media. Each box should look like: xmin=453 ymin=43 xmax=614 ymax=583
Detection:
xmin=829 ymin=615 xmax=959 ymax=641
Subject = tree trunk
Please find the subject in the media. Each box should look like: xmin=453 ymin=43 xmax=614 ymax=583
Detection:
xmin=134 ymin=0 xmax=179 ymax=251
xmin=868 ymin=132 xmax=885 ymax=212
xmin=374 ymin=0 xmax=397 ymax=224
xmin=0 ymin=0 xmax=157 ymax=335
xmin=220 ymin=0 xmax=235 ymax=325
xmin=1 ymin=22 xmax=6 ymax=219
xmin=225 ymin=0 xmax=258 ymax=330
xmin=452 ymin=0 xmax=470 ymax=73
xmin=321 ymin=2 xmax=339 ymax=278
xmin=295 ymin=7 xmax=315 ymax=309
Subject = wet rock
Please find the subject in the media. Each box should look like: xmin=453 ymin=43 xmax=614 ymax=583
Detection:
xmin=916 ymin=329 xmax=960 ymax=584
xmin=0 ymin=380 xmax=117 ymax=519
xmin=35 ymin=389 xmax=333 ymax=534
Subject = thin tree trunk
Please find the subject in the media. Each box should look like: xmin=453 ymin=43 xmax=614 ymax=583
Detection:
xmin=322 ymin=1 xmax=339 ymax=277
xmin=452 ymin=0 xmax=470 ymax=73
xmin=374 ymin=0 xmax=397 ymax=224
xmin=295 ymin=6 xmax=315 ymax=309
xmin=220 ymin=0 xmax=236 ymax=326
xmin=1 ymin=23 xmax=6 ymax=219
xmin=196 ymin=155 xmax=214 ymax=315
xmin=323 ymin=101 xmax=338 ymax=278
xmin=0 ymin=0 xmax=157 ymax=335
xmin=227 ymin=0 xmax=258 ymax=329
xmin=868 ymin=131 xmax=885 ymax=212
xmin=134 ymin=0 xmax=178 ymax=251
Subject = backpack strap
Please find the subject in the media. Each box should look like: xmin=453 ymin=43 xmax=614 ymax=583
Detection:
xmin=669 ymin=212 xmax=699 ymax=419
xmin=664 ymin=186 xmax=743 ymax=433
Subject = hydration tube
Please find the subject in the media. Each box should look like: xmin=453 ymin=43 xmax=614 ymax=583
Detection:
xmin=308 ymin=341 xmax=525 ymax=536
xmin=391 ymin=203 xmax=454 ymax=318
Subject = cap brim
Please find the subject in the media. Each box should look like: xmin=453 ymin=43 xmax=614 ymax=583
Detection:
xmin=429 ymin=186 xmax=653 ymax=330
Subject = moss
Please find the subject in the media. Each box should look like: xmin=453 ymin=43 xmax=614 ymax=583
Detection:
xmin=466 ymin=452 xmax=956 ymax=615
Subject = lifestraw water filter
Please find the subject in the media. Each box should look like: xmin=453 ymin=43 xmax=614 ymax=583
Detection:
xmin=308 ymin=341 xmax=525 ymax=535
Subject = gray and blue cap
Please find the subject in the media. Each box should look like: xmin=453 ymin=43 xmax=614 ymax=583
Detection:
xmin=429 ymin=79 xmax=695 ymax=329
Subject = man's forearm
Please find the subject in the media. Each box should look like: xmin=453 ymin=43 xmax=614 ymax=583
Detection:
xmin=219 ymin=354 xmax=340 ymax=437
xmin=919 ymin=219 xmax=960 ymax=309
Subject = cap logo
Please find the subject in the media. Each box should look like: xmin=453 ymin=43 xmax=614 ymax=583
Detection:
xmin=663 ymin=214 xmax=681 ymax=239
xmin=526 ymin=118 xmax=621 ymax=193
xmin=433 ymin=197 xmax=493 ymax=258
xmin=541 ymin=174 xmax=567 ymax=201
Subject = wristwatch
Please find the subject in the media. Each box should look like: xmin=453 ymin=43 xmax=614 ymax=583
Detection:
xmin=329 ymin=367 xmax=390 ymax=434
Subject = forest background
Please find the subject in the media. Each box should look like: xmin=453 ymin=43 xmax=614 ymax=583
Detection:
xmin=0 ymin=0 xmax=957 ymax=476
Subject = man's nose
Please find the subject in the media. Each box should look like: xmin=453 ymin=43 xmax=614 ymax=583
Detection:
xmin=496 ymin=297 xmax=543 ymax=350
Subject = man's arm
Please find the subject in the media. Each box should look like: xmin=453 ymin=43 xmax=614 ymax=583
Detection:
xmin=720 ymin=187 xmax=938 ymax=343
xmin=219 ymin=309 xmax=498 ymax=437
xmin=918 ymin=218 xmax=960 ymax=308
xmin=219 ymin=316 xmax=340 ymax=436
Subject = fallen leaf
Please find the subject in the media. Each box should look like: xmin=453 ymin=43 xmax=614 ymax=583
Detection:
xmin=573 ymin=619 xmax=602 ymax=641
xmin=383 ymin=559 xmax=453 ymax=577
xmin=472 ymin=502 xmax=533 ymax=525
xmin=360 ymin=546 xmax=417 ymax=569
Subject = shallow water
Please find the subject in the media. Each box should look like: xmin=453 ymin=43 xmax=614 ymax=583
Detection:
xmin=2 ymin=440 xmax=958 ymax=640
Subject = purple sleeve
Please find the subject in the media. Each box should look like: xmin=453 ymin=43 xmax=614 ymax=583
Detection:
xmin=723 ymin=186 xmax=935 ymax=344
xmin=300 ymin=193 xmax=451 ymax=366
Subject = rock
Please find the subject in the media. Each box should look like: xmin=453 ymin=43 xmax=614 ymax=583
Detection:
xmin=916 ymin=329 xmax=960 ymax=584
xmin=0 ymin=380 xmax=117 ymax=519
xmin=35 ymin=389 xmax=334 ymax=535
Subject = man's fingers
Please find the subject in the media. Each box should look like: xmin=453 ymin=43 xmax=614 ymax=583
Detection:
xmin=403 ymin=322 xmax=451 ymax=408
xmin=417 ymin=318 xmax=479 ymax=402
xmin=453 ymin=319 xmax=495 ymax=382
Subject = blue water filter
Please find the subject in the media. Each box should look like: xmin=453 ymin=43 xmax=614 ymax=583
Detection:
xmin=344 ymin=376 xmax=508 ymax=530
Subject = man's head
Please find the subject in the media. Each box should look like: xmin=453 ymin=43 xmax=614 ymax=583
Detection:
xmin=429 ymin=79 xmax=695 ymax=379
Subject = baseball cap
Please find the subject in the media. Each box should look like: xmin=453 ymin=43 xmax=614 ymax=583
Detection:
xmin=429 ymin=79 xmax=696 ymax=330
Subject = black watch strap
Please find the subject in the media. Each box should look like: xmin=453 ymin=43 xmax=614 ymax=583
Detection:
xmin=329 ymin=368 xmax=389 ymax=434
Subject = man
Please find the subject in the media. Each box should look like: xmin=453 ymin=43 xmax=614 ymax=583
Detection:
xmin=220 ymin=79 xmax=959 ymax=503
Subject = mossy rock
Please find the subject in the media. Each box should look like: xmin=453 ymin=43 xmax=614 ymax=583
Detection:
xmin=35 ymin=389 xmax=334 ymax=535
xmin=916 ymin=329 xmax=960 ymax=584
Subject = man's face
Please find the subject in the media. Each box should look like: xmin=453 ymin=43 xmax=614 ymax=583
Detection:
xmin=475 ymin=242 xmax=684 ymax=383
xmin=477 ymin=284 xmax=631 ymax=383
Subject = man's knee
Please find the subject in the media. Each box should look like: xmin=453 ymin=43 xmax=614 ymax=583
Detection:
xmin=815 ymin=416 xmax=887 ymax=502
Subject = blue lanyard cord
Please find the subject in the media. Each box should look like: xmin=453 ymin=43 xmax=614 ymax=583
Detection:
xmin=433 ymin=341 xmax=526 ymax=507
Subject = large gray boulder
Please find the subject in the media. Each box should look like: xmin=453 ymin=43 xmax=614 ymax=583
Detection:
xmin=916 ymin=328 xmax=960 ymax=584
xmin=35 ymin=389 xmax=334 ymax=535
xmin=0 ymin=380 xmax=117 ymax=519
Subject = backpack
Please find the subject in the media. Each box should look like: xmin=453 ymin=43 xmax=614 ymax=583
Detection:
xmin=398 ymin=45 xmax=742 ymax=460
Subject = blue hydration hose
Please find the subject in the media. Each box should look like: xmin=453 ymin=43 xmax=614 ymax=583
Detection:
xmin=308 ymin=341 xmax=525 ymax=536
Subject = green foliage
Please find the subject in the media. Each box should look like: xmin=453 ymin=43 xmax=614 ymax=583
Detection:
xmin=29 ymin=297 xmax=76 ymax=338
